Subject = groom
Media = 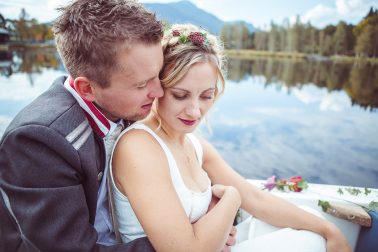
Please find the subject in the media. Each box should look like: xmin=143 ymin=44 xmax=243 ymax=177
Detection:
xmin=0 ymin=0 xmax=162 ymax=251
xmin=0 ymin=0 xmax=236 ymax=251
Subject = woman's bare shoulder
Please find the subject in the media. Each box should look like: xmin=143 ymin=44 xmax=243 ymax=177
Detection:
xmin=112 ymin=127 xmax=175 ymax=201
xmin=113 ymin=127 xmax=168 ymax=173
xmin=118 ymin=127 xmax=159 ymax=148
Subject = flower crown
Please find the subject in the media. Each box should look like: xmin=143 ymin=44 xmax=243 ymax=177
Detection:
xmin=171 ymin=29 xmax=209 ymax=46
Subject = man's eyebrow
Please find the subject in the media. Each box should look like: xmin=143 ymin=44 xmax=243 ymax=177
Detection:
xmin=133 ymin=75 xmax=159 ymax=86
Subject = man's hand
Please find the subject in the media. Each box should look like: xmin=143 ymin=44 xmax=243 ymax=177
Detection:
xmin=208 ymin=195 xmax=219 ymax=212
xmin=208 ymin=195 xmax=238 ymax=252
xmin=221 ymin=226 xmax=237 ymax=252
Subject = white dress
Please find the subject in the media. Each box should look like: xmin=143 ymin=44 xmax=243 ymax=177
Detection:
xmin=109 ymin=123 xmax=212 ymax=243
xmin=109 ymin=123 xmax=326 ymax=251
xmin=234 ymin=205 xmax=326 ymax=252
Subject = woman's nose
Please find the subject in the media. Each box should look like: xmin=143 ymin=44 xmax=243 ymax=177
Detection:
xmin=186 ymin=101 xmax=201 ymax=118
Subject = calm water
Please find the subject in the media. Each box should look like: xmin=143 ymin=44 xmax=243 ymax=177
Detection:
xmin=1 ymin=49 xmax=378 ymax=188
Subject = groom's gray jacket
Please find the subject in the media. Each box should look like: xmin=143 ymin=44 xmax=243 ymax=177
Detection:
xmin=0 ymin=76 xmax=153 ymax=252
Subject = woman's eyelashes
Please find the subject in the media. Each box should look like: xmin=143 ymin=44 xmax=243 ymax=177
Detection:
xmin=201 ymin=94 xmax=214 ymax=100
xmin=172 ymin=92 xmax=187 ymax=100
xmin=171 ymin=92 xmax=214 ymax=101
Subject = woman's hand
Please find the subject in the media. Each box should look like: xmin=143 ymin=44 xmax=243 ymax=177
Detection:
xmin=211 ymin=184 xmax=228 ymax=198
xmin=212 ymin=184 xmax=241 ymax=205
xmin=324 ymin=223 xmax=352 ymax=252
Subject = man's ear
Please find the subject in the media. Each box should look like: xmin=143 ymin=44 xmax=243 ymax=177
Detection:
xmin=73 ymin=77 xmax=96 ymax=102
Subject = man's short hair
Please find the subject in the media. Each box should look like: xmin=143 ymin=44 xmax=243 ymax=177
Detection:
xmin=53 ymin=0 xmax=163 ymax=87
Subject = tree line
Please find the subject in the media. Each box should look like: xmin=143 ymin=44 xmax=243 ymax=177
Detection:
xmin=226 ymin=58 xmax=378 ymax=110
xmin=0 ymin=8 xmax=54 ymax=43
xmin=1 ymin=7 xmax=377 ymax=57
xmin=221 ymin=7 xmax=378 ymax=58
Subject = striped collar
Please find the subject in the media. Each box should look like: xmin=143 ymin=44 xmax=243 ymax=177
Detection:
xmin=64 ymin=77 xmax=120 ymax=138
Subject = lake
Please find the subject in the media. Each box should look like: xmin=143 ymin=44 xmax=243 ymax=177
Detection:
xmin=1 ymin=48 xmax=377 ymax=188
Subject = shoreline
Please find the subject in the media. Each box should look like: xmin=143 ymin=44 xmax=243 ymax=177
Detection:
xmin=225 ymin=49 xmax=378 ymax=64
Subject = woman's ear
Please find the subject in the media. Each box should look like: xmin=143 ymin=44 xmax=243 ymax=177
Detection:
xmin=73 ymin=77 xmax=96 ymax=102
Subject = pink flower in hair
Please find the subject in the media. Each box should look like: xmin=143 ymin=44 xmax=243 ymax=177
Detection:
xmin=188 ymin=32 xmax=205 ymax=46
xmin=172 ymin=30 xmax=181 ymax=36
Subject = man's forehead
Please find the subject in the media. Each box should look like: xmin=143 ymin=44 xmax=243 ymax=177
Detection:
xmin=112 ymin=43 xmax=163 ymax=84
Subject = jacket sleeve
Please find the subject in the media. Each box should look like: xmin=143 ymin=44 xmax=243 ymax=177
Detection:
xmin=0 ymin=124 xmax=154 ymax=252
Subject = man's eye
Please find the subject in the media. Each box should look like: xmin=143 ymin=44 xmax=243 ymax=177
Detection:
xmin=137 ymin=83 xmax=147 ymax=89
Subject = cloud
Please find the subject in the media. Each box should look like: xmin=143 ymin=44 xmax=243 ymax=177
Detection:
xmin=292 ymin=86 xmax=324 ymax=104
xmin=319 ymin=93 xmax=350 ymax=111
xmin=303 ymin=0 xmax=377 ymax=27
xmin=0 ymin=69 xmax=65 ymax=101
xmin=0 ymin=0 xmax=69 ymax=22
xmin=292 ymin=86 xmax=350 ymax=111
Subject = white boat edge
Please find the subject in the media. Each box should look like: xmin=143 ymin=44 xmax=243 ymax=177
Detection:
xmin=235 ymin=179 xmax=378 ymax=250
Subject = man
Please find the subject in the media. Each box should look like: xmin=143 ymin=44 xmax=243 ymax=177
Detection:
xmin=0 ymin=0 xmax=163 ymax=251
xmin=0 ymin=1 xmax=236 ymax=251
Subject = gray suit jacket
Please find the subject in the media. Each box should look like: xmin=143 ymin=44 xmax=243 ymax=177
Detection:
xmin=0 ymin=76 xmax=154 ymax=252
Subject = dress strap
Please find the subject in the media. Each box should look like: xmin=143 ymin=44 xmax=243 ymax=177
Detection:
xmin=186 ymin=133 xmax=203 ymax=166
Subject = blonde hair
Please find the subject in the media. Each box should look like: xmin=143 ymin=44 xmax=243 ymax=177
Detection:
xmin=160 ymin=24 xmax=226 ymax=98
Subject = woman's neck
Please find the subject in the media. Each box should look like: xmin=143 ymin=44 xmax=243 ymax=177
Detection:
xmin=144 ymin=113 xmax=187 ymax=145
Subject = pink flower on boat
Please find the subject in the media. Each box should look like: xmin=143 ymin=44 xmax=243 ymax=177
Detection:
xmin=263 ymin=175 xmax=308 ymax=192
xmin=288 ymin=176 xmax=307 ymax=192
xmin=263 ymin=175 xmax=277 ymax=191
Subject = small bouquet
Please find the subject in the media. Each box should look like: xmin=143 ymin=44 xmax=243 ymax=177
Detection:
xmin=263 ymin=175 xmax=308 ymax=192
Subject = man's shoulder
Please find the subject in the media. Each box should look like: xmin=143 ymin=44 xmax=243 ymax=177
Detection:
xmin=3 ymin=76 xmax=87 ymax=138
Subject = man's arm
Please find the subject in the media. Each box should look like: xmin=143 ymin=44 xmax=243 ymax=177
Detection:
xmin=0 ymin=125 xmax=154 ymax=252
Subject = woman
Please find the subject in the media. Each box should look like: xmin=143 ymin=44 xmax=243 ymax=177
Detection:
xmin=109 ymin=24 xmax=351 ymax=252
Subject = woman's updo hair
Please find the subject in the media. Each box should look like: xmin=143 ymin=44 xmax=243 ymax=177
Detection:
xmin=160 ymin=24 xmax=226 ymax=99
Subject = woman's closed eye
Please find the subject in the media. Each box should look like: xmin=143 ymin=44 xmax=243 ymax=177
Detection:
xmin=200 ymin=91 xmax=215 ymax=100
xmin=172 ymin=93 xmax=188 ymax=100
xmin=200 ymin=94 xmax=214 ymax=100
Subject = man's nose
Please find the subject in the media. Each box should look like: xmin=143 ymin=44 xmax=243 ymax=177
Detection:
xmin=148 ymin=78 xmax=164 ymax=98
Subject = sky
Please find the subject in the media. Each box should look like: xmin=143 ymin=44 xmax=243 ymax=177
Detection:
xmin=0 ymin=0 xmax=377 ymax=28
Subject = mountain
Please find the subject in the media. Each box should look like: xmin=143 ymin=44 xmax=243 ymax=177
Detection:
xmin=227 ymin=21 xmax=255 ymax=33
xmin=143 ymin=1 xmax=254 ymax=35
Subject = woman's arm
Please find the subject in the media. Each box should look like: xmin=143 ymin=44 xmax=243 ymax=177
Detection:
xmin=199 ymin=137 xmax=351 ymax=252
xmin=112 ymin=130 xmax=241 ymax=252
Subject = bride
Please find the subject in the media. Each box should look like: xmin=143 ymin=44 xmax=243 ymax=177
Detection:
xmin=109 ymin=23 xmax=351 ymax=252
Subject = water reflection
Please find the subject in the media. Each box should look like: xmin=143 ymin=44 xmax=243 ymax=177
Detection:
xmin=0 ymin=48 xmax=63 ymax=86
xmin=0 ymin=50 xmax=12 ymax=77
xmin=0 ymin=48 xmax=65 ymax=134
xmin=0 ymin=49 xmax=377 ymax=187
xmin=226 ymin=58 xmax=378 ymax=110
xmin=204 ymin=77 xmax=378 ymax=188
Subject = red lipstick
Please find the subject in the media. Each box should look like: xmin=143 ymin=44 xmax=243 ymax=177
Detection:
xmin=180 ymin=119 xmax=196 ymax=126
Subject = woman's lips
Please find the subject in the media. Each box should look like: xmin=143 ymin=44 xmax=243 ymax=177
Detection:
xmin=179 ymin=118 xmax=196 ymax=126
